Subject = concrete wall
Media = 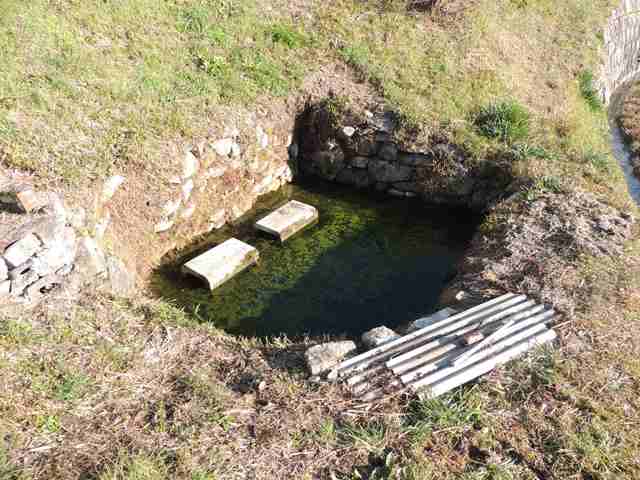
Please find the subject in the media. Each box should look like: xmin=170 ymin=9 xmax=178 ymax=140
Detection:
xmin=601 ymin=0 xmax=640 ymax=103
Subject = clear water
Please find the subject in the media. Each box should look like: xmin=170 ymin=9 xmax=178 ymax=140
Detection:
xmin=154 ymin=180 xmax=479 ymax=338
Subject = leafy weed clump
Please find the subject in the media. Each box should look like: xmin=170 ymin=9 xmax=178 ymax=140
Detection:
xmin=474 ymin=101 xmax=531 ymax=143
xmin=578 ymin=69 xmax=603 ymax=112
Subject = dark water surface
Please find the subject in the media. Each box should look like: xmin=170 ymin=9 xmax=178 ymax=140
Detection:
xmin=155 ymin=181 xmax=480 ymax=338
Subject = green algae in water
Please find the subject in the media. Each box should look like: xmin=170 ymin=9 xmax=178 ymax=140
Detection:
xmin=155 ymin=181 xmax=479 ymax=338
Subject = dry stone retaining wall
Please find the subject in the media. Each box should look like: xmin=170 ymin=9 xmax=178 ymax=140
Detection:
xmin=296 ymin=104 xmax=516 ymax=211
xmin=147 ymin=124 xmax=293 ymax=237
xmin=601 ymin=0 xmax=640 ymax=103
xmin=0 ymin=176 xmax=134 ymax=306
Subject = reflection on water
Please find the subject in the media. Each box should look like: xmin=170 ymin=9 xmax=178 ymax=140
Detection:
xmin=154 ymin=180 xmax=480 ymax=338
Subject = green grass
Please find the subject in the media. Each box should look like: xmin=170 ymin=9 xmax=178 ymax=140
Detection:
xmin=405 ymin=388 xmax=485 ymax=445
xmin=98 ymin=454 xmax=170 ymax=480
xmin=0 ymin=0 xmax=314 ymax=182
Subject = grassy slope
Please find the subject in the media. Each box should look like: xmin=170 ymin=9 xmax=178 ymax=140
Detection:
xmin=2 ymin=0 xmax=640 ymax=479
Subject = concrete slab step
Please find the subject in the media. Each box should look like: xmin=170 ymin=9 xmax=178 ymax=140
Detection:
xmin=255 ymin=200 xmax=318 ymax=242
xmin=182 ymin=238 xmax=258 ymax=291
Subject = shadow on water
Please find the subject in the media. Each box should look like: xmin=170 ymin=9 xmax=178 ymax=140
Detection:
xmin=151 ymin=180 xmax=481 ymax=339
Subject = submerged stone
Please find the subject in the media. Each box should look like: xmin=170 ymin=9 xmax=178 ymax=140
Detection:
xmin=255 ymin=200 xmax=318 ymax=242
xmin=182 ymin=238 xmax=259 ymax=291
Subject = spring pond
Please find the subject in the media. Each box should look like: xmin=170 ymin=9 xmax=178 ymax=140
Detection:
xmin=155 ymin=180 xmax=480 ymax=338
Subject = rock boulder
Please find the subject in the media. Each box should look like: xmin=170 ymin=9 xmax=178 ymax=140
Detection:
xmin=361 ymin=326 xmax=400 ymax=349
xmin=305 ymin=341 xmax=357 ymax=376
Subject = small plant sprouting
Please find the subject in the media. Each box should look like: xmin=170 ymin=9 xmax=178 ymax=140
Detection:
xmin=270 ymin=24 xmax=307 ymax=49
xmin=585 ymin=150 xmax=612 ymax=174
xmin=511 ymin=143 xmax=555 ymax=161
xmin=474 ymin=101 xmax=531 ymax=144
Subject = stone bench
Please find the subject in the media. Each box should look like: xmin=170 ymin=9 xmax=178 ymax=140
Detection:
xmin=182 ymin=238 xmax=258 ymax=291
xmin=255 ymin=200 xmax=318 ymax=242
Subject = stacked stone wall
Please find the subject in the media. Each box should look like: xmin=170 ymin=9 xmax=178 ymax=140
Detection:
xmin=601 ymin=0 xmax=640 ymax=102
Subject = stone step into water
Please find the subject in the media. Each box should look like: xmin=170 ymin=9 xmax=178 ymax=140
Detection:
xmin=182 ymin=238 xmax=259 ymax=291
xmin=255 ymin=200 xmax=318 ymax=242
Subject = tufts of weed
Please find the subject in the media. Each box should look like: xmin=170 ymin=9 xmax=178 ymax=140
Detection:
xmin=474 ymin=101 xmax=531 ymax=144
xmin=405 ymin=388 xmax=484 ymax=445
xmin=584 ymin=150 xmax=612 ymax=174
xmin=509 ymin=143 xmax=555 ymax=161
xmin=269 ymin=24 xmax=307 ymax=49
xmin=578 ymin=69 xmax=603 ymax=112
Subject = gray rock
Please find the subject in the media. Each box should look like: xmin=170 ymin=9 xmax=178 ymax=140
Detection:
xmin=10 ymin=269 xmax=39 ymax=297
xmin=31 ymin=227 xmax=77 ymax=277
xmin=362 ymin=327 xmax=400 ymax=349
xmin=182 ymin=179 xmax=194 ymax=202
xmin=368 ymin=159 xmax=413 ymax=183
xmin=162 ymin=199 xmax=181 ymax=217
xmin=378 ymin=143 xmax=398 ymax=162
xmin=208 ymin=210 xmax=227 ymax=231
xmin=0 ymin=280 xmax=10 ymax=297
xmin=8 ymin=260 xmax=33 ymax=281
xmin=68 ymin=207 xmax=87 ymax=229
xmin=94 ymin=212 xmax=111 ymax=240
xmin=408 ymin=307 xmax=458 ymax=332
xmin=388 ymin=189 xmax=408 ymax=198
xmin=375 ymin=132 xmax=393 ymax=143
xmin=56 ymin=264 xmax=74 ymax=276
xmin=181 ymin=202 xmax=197 ymax=219
xmin=336 ymin=168 xmax=371 ymax=189
xmin=392 ymin=181 xmax=421 ymax=193
xmin=101 ymin=175 xmax=125 ymax=203
xmin=104 ymin=255 xmax=136 ymax=297
xmin=596 ymin=216 xmax=614 ymax=233
xmin=206 ymin=166 xmax=228 ymax=179
xmin=351 ymin=156 xmax=370 ymax=169
xmin=399 ymin=153 xmax=432 ymax=167
xmin=288 ymin=143 xmax=299 ymax=161
xmin=342 ymin=126 xmax=356 ymax=137
xmin=4 ymin=234 xmax=42 ymax=268
xmin=356 ymin=138 xmax=378 ymax=156
xmin=155 ymin=217 xmax=174 ymax=233
xmin=0 ymin=258 xmax=7 ymax=282
xmin=212 ymin=138 xmax=234 ymax=157
xmin=311 ymin=149 xmax=345 ymax=181
xmin=74 ymin=237 xmax=107 ymax=278
xmin=182 ymin=151 xmax=199 ymax=179
xmin=30 ymin=216 xmax=66 ymax=247
xmin=14 ymin=188 xmax=44 ymax=213
xmin=305 ymin=341 xmax=357 ymax=376
xmin=43 ymin=193 xmax=67 ymax=222
xmin=25 ymin=274 xmax=61 ymax=301
xmin=231 ymin=143 xmax=241 ymax=158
